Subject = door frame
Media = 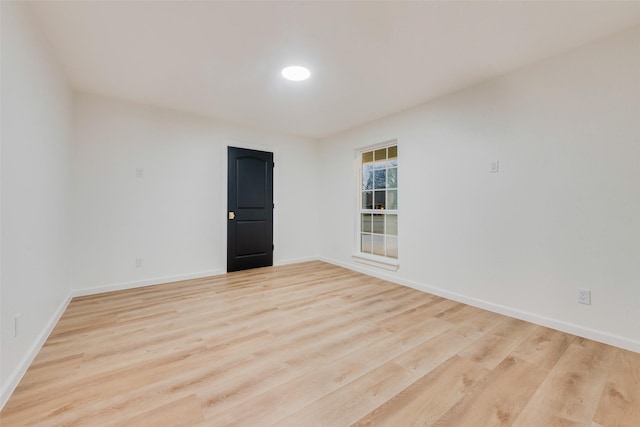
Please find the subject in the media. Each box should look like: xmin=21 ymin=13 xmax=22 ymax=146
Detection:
xmin=221 ymin=141 xmax=278 ymax=271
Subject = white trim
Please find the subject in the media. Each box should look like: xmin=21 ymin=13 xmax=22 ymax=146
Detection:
xmin=1 ymin=293 xmax=72 ymax=410
xmin=355 ymin=141 xmax=399 ymax=261
xmin=275 ymin=256 xmax=319 ymax=266
xmin=321 ymin=256 xmax=640 ymax=354
xmin=352 ymin=252 xmax=399 ymax=271
xmin=355 ymin=138 xmax=399 ymax=153
xmin=71 ymin=269 xmax=225 ymax=297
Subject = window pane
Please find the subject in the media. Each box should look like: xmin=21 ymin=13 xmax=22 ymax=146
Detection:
xmin=374 ymin=191 xmax=385 ymax=209
xmin=375 ymin=169 xmax=386 ymax=189
xmin=359 ymin=144 xmax=398 ymax=260
xmin=361 ymin=234 xmax=372 ymax=253
xmin=372 ymin=235 xmax=385 ymax=256
xmin=387 ymin=214 xmax=397 ymax=236
xmin=387 ymin=167 xmax=397 ymax=188
xmin=374 ymin=169 xmax=386 ymax=189
xmin=361 ymin=214 xmax=372 ymax=233
xmin=372 ymin=214 xmax=384 ymax=234
xmin=386 ymin=190 xmax=397 ymax=210
xmin=387 ymin=146 xmax=398 ymax=167
xmin=362 ymin=191 xmax=373 ymax=209
xmin=386 ymin=237 xmax=398 ymax=258
xmin=362 ymin=164 xmax=374 ymax=190
xmin=374 ymin=148 xmax=387 ymax=161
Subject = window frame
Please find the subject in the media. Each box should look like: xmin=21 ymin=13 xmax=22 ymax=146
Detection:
xmin=352 ymin=140 xmax=399 ymax=271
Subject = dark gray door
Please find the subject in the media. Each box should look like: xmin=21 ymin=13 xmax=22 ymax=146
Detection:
xmin=227 ymin=147 xmax=273 ymax=272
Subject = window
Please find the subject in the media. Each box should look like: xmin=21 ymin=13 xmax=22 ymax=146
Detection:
xmin=358 ymin=143 xmax=398 ymax=261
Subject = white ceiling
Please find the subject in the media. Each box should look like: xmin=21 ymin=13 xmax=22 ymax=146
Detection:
xmin=28 ymin=1 xmax=640 ymax=139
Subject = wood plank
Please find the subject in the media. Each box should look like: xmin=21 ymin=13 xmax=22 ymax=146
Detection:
xmin=593 ymin=348 xmax=640 ymax=426
xmin=458 ymin=317 xmax=538 ymax=369
xmin=511 ymin=325 xmax=575 ymax=370
xmin=112 ymin=394 xmax=204 ymax=427
xmin=433 ymin=355 xmax=548 ymax=426
xmin=1 ymin=260 xmax=636 ymax=426
xmin=353 ymin=355 xmax=490 ymax=426
xmin=512 ymin=339 xmax=617 ymax=426
xmin=205 ymin=316 xmax=454 ymax=425
xmin=275 ymin=361 xmax=416 ymax=427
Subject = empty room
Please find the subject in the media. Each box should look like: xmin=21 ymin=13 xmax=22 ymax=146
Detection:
xmin=1 ymin=1 xmax=640 ymax=425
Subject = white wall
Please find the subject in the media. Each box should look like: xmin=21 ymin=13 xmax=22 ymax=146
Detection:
xmin=2 ymin=2 xmax=638 ymax=410
xmin=1 ymin=1 xmax=74 ymax=405
xmin=319 ymin=26 xmax=640 ymax=351
xmin=72 ymin=93 xmax=319 ymax=294
xmin=2 ymin=6 xmax=319 ymax=405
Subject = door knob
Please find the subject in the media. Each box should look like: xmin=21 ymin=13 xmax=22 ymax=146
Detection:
xmin=228 ymin=211 xmax=235 ymax=220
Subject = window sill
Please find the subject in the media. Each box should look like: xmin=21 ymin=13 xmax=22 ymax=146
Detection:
xmin=352 ymin=253 xmax=399 ymax=272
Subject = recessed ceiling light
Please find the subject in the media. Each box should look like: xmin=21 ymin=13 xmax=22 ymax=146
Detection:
xmin=281 ymin=66 xmax=311 ymax=81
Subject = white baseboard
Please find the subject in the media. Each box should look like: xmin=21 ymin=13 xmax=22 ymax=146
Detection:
xmin=275 ymin=256 xmax=320 ymax=266
xmin=0 ymin=293 xmax=73 ymax=410
xmin=71 ymin=269 xmax=225 ymax=298
xmin=320 ymin=256 xmax=640 ymax=354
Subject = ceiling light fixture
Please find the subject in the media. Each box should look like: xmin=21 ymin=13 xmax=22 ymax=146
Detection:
xmin=281 ymin=66 xmax=311 ymax=81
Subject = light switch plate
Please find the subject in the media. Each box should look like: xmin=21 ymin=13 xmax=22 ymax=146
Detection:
xmin=490 ymin=160 xmax=499 ymax=173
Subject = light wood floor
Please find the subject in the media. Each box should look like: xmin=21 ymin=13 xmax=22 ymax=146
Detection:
xmin=2 ymin=261 xmax=639 ymax=426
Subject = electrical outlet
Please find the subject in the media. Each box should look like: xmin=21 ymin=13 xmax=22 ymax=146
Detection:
xmin=136 ymin=258 xmax=143 ymax=268
xmin=577 ymin=288 xmax=591 ymax=305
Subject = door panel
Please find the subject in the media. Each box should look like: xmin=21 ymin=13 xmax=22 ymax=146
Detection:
xmin=237 ymin=157 xmax=268 ymax=209
xmin=227 ymin=147 xmax=273 ymax=272
xmin=235 ymin=220 xmax=267 ymax=256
